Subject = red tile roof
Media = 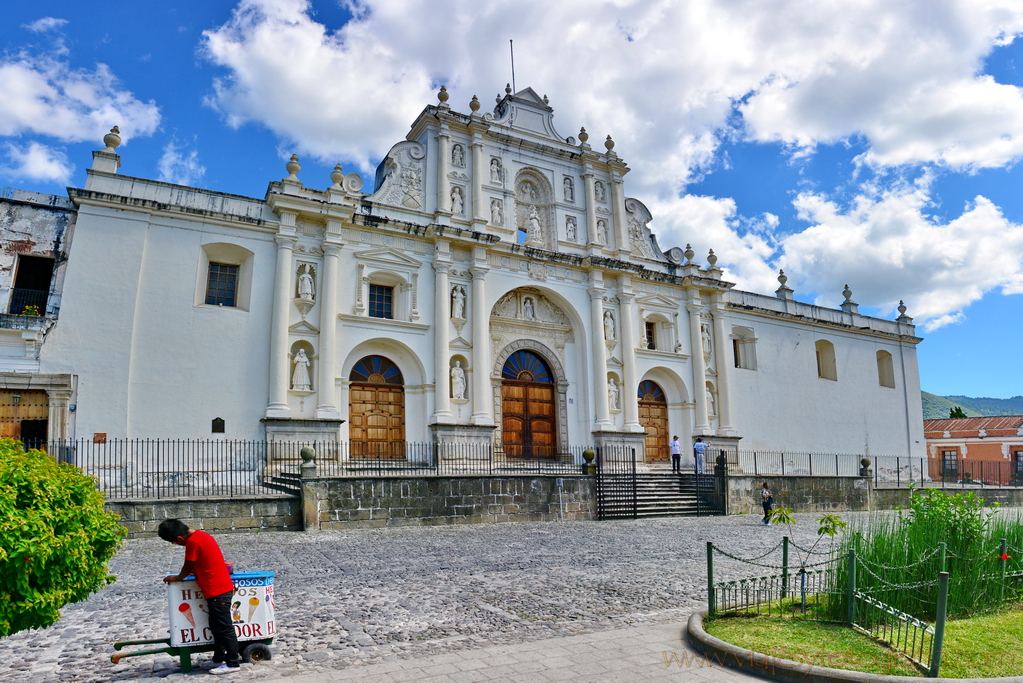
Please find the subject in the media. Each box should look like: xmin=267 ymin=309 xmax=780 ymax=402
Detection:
xmin=924 ymin=416 xmax=1023 ymax=433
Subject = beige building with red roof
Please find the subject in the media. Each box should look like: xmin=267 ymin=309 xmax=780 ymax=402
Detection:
xmin=923 ymin=416 xmax=1023 ymax=485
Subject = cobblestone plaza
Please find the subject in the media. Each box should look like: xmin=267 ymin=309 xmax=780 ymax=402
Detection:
xmin=0 ymin=514 xmax=848 ymax=682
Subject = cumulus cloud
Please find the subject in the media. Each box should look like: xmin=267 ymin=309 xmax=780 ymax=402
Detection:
xmin=157 ymin=141 xmax=206 ymax=186
xmin=200 ymin=0 xmax=1023 ymax=327
xmin=23 ymin=17 xmax=68 ymax=33
xmin=1 ymin=141 xmax=73 ymax=183
xmin=0 ymin=50 xmax=160 ymax=145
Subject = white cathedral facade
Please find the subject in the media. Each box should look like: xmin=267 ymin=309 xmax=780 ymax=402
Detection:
xmin=0 ymin=86 xmax=925 ymax=462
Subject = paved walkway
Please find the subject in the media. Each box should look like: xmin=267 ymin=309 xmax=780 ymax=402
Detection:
xmin=0 ymin=514 xmax=850 ymax=682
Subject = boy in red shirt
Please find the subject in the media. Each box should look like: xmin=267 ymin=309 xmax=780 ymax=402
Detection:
xmin=159 ymin=519 xmax=240 ymax=674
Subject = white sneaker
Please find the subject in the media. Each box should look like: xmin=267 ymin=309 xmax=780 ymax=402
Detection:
xmin=200 ymin=660 xmax=224 ymax=670
xmin=209 ymin=664 xmax=240 ymax=675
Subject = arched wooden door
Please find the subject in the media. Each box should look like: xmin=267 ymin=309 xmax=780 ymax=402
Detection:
xmin=349 ymin=355 xmax=405 ymax=459
xmin=501 ymin=350 xmax=556 ymax=459
xmin=638 ymin=380 xmax=669 ymax=462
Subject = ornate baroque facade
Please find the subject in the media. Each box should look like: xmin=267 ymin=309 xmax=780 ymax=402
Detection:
xmin=0 ymin=87 xmax=926 ymax=460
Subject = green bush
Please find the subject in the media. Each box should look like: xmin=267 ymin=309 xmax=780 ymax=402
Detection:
xmin=0 ymin=439 xmax=126 ymax=636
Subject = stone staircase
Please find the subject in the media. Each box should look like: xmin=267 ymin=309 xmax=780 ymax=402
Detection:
xmin=598 ymin=472 xmax=718 ymax=519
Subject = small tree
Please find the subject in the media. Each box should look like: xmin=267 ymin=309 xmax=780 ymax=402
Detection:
xmin=0 ymin=439 xmax=126 ymax=636
xmin=949 ymin=406 xmax=967 ymax=419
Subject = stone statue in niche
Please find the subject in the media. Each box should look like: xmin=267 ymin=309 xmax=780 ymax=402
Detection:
xmin=707 ymin=385 xmax=717 ymax=416
xmin=527 ymin=206 xmax=542 ymax=243
xmin=451 ymin=285 xmax=466 ymax=319
xmin=291 ymin=349 xmax=312 ymax=391
xmin=490 ymin=158 xmax=502 ymax=183
xmin=450 ymin=186 xmax=464 ymax=214
xmin=490 ymin=198 xmax=503 ymax=225
xmin=566 ymin=216 xmax=577 ymax=242
xmin=451 ymin=361 xmax=466 ymax=400
xmin=594 ymin=181 xmax=606 ymax=202
xmin=603 ymin=310 xmax=616 ymax=341
xmin=297 ymin=264 xmax=315 ymax=301
xmin=523 ymin=297 xmax=535 ymax=320
xmin=451 ymin=144 xmax=465 ymax=167
xmin=564 ymin=176 xmax=574 ymax=202
xmin=608 ymin=377 xmax=620 ymax=411
xmin=598 ymin=219 xmax=609 ymax=245
xmin=701 ymin=323 xmax=713 ymax=358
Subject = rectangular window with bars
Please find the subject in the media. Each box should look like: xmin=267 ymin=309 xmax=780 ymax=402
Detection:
xmin=205 ymin=263 xmax=239 ymax=307
xmin=369 ymin=285 xmax=394 ymax=319
xmin=644 ymin=321 xmax=657 ymax=350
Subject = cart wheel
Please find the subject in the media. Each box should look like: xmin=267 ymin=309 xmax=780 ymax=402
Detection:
xmin=242 ymin=643 xmax=272 ymax=663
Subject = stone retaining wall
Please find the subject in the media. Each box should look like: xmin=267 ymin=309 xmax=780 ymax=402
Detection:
xmin=727 ymin=475 xmax=871 ymax=515
xmin=106 ymin=495 xmax=302 ymax=537
xmin=302 ymin=475 xmax=596 ymax=530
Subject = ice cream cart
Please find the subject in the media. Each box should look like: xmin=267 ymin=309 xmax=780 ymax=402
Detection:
xmin=112 ymin=570 xmax=276 ymax=673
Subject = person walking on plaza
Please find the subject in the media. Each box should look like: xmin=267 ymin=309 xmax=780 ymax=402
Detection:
xmin=761 ymin=482 xmax=774 ymax=525
xmin=670 ymin=435 xmax=682 ymax=473
xmin=159 ymin=519 xmax=241 ymax=675
xmin=693 ymin=437 xmax=707 ymax=474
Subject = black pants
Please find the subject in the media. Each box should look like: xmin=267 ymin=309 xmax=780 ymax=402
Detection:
xmin=207 ymin=592 xmax=241 ymax=667
xmin=762 ymin=502 xmax=772 ymax=523
xmin=671 ymin=453 xmax=681 ymax=472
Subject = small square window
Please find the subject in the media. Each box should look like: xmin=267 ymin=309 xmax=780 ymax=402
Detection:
xmin=369 ymin=285 xmax=394 ymax=319
xmin=205 ymin=263 xmax=238 ymax=307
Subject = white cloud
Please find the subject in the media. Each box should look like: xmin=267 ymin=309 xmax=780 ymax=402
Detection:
xmin=157 ymin=141 xmax=206 ymax=186
xmin=0 ymin=50 xmax=160 ymax=145
xmin=23 ymin=17 xmax=68 ymax=33
xmin=1 ymin=141 xmax=73 ymax=183
xmin=199 ymin=0 xmax=1023 ymax=326
xmin=779 ymin=181 xmax=1023 ymax=330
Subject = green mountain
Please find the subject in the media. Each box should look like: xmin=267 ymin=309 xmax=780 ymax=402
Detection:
xmin=945 ymin=395 xmax=1023 ymax=417
xmin=921 ymin=392 xmax=980 ymax=420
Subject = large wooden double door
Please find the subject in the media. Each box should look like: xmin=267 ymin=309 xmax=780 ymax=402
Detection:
xmin=501 ymin=350 xmax=557 ymax=459
xmin=348 ymin=355 xmax=405 ymax=459
xmin=638 ymin=380 xmax=669 ymax=462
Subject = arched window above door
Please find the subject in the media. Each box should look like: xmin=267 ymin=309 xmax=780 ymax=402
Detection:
xmin=637 ymin=380 xmax=666 ymax=402
xmin=502 ymin=350 xmax=553 ymax=383
xmin=350 ymin=355 xmax=404 ymax=385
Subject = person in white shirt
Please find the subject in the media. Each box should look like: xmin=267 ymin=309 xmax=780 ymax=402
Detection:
xmin=693 ymin=438 xmax=708 ymax=474
xmin=670 ymin=436 xmax=682 ymax=473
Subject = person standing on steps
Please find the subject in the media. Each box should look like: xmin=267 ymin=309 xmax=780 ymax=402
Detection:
xmin=670 ymin=436 xmax=682 ymax=473
xmin=693 ymin=437 xmax=707 ymax=474
xmin=761 ymin=482 xmax=774 ymax=525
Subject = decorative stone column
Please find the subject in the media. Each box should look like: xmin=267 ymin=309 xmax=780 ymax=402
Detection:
xmin=610 ymin=174 xmax=628 ymax=255
xmin=582 ymin=171 xmax=599 ymax=246
xmin=687 ymin=300 xmax=711 ymax=433
xmin=267 ymin=225 xmax=297 ymax=418
xmin=315 ymin=240 xmax=341 ymax=418
xmin=710 ymin=297 xmax=735 ymax=435
xmin=45 ymin=388 xmax=72 ymax=441
xmin=436 ymin=124 xmax=451 ymax=217
xmin=470 ymin=138 xmax=485 ymax=223
xmin=618 ymin=284 xmax=641 ymax=431
xmin=433 ymin=253 xmax=454 ymax=423
xmin=470 ymin=263 xmax=493 ymax=425
xmin=589 ymin=281 xmax=612 ymax=429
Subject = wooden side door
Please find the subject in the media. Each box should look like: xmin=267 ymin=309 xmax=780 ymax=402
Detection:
xmin=349 ymin=383 xmax=405 ymax=458
xmin=639 ymin=400 xmax=669 ymax=461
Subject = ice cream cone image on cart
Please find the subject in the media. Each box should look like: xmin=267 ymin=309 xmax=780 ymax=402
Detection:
xmin=178 ymin=603 xmax=195 ymax=628
xmin=247 ymin=597 xmax=260 ymax=621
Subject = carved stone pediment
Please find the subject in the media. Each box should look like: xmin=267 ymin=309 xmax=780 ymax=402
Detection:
xmin=492 ymin=289 xmax=571 ymax=326
xmin=353 ymin=247 xmax=423 ymax=268
xmin=369 ymin=141 xmax=427 ymax=210
xmin=625 ymin=197 xmax=668 ymax=261
xmin=636 ymin=294 xmax=677 ymax=309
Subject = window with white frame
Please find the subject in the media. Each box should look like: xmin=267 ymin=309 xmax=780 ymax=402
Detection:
xmin=731 ymin=326 xmax=757 ymax=370
xmin=876 ymin=350 xmax=896 ymax=388
xmin=195 ymin=243 xmax=254 ymax=311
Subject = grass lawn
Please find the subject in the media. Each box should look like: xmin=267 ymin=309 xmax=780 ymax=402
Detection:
xmin=705 ymin=608 xmax=1023 ymax=678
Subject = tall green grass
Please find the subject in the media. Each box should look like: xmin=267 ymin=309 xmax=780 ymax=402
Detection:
xmin=826 ymin=489 xmax=1023 ymax=621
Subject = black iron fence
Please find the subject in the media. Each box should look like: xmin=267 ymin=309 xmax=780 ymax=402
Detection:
xmin=44 ymin=439 xmax=593 ymax=500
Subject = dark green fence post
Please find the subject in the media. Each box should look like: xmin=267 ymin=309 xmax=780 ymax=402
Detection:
xmin=938 ymin=542 xmax=946 ymax=574
xmin=846 ymin=548 xmax=857 ymax=624
xmin=929 ymin=571 xmax=949 ymax=678
xmin=707 ymin=541 xmax=716 ymax=616
xmin=1001 ymin=538 xmax=1008 ymax=601
xmin=781 ymin=536 xmax=790 ymax=600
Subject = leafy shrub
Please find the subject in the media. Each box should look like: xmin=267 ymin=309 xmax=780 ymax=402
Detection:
xmin=0 ymin=439 xmax=126 ymax=636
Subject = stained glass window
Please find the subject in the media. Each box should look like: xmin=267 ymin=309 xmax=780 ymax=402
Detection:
xmin=501 ymin=350 xmax=552 ymax=382
xmin=350 ymin=355 xmax=404 ymax=384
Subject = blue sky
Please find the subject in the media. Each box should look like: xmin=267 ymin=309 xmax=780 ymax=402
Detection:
xmin=3 ymin=0 xmax=1023 ymax=399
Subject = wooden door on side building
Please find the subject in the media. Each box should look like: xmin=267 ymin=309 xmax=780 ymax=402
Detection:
xmin=348 ymin=355 xmax=405 ymax=459
xmin=638 ymin=380 xmax=668 ymax=462
xmin=0 ymin=390 xmax=48 ymax=449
